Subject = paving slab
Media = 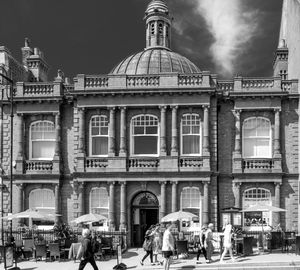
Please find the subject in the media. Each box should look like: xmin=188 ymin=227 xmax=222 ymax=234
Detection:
xmin=3 ymin=248 xmax=300 ymax=270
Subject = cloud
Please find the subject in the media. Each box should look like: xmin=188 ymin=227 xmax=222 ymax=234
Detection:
xmin=194 ymin=0 xmax=259 ymax=77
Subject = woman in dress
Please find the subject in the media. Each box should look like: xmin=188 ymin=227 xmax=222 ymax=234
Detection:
xmin=220 ymin=221 xmax=235 ymax=263
xmin=152 ymin=225 xmax=162 ymax=265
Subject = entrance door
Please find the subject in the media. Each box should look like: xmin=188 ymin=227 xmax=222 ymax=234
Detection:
xmin=131 ymin=192 xmax=159 ymax=247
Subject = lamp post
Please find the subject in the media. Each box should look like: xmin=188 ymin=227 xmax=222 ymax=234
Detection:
xmin=0 ymin=72 xmax=14 ymax=237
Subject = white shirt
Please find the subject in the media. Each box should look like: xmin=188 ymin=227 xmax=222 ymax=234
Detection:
xmin=162 ymin=229 xmax=174 ymax=251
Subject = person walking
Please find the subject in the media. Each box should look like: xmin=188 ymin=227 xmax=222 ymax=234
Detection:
xmin=220 ymin=221 xmax=235 ymax=263
xmin=78 ymin=229 xmax=99 ymax=270
xmin=195 ymin=225 xmax=207 ymax=263
xmin=204 ymin=223 xmax=215 ymax=263
xmin=152 ymin=225 xmax=162 ymax=265
xmin=162 ymin=223 xmax=175 ymax=270
xmin=140 ymin=226 xmax=154 ymax=266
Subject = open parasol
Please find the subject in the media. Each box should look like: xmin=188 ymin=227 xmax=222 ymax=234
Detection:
xmin=71 ymin=213 xmax=108 ymax=224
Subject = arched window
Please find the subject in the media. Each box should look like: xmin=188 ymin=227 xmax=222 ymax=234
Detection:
xmin=90 ymin=187 xmax=109 ymax=218
xmin=29 ymin=189 xmax=55 ymax=209
xmin=181 ymin=114 xmax=202 ymax=155
xmin=30 ymin=121 xmax=55 ymax=160
xmin=158 ymin=22 xmax=163 ymax=35
xmin=151 ymin=22 xmax=155 ymax=35
xmin=243 ymin=117 xmax=272 ymax=158
xmin=181 ymin=187 xmax=201 ymax=216
xmin=131 ymin=115 xmax=159 ymax=156
xmin=243 ymin=188 xmax=272 ymax=227
xmin=89 ymin=115 xmax=109 ymax=156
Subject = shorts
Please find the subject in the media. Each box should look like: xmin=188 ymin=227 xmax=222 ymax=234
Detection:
xmin=162 ymin=251 xmax=173 ymax=258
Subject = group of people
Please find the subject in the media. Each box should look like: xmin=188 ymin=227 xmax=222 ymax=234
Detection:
xmin=140 ymin=221 xmax=236 ymax=269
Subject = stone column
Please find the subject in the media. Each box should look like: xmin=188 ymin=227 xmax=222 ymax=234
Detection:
xmin=160 ymin=181 xmax=167 ymax=221
xmin=119 ymin=107 xmax=127 ymax=157
xmin=203 ymin=106 xmax=210 ymax=155
xmin=78 ymin=182 xmax=85 ymax=216
xmin=274 ymin=183 xmax=281 ymax=225
xmin=155 ymin=21 xmax=158 ymax=45
xmin=160 ymin=106 xmax=167 ymax=156
xmin=274 ymin=109 xmax=281 ymax=156
xmin=233 ymin=182 xmax=241 ymax=209
xmin=171 ymin=181 xmax=178 ymax=212
xmin=233 ymin=110 xmax=241 ymax=154
xmin=119 ymin=182 xmax=127 ymax=230
xmin=77 ymin=108 xmax=85 ymax=172
xmin=108 ymin=182 xmax=115 ymax=228
xmin=108 ymin=107 xmax=116 ymax=157
xmin=16 ymin=184 xmax=24 ymax=226
xmin=78 ymin=108 xmax=85 ymax=154
xmin=53 ymin=113 xmax=61 ymax=173
xmin=54 ymin=184 xmax=61 ymax=224
xmin=232 ymin=110 xmax=242 ymax=172
xmin=203 ymin=182 xmax=209 ymax=225
xmin=16 ymin=114 xmax=24 ymax=173
xmin=171 ymin=106 xmax=178 ymax=156
xmin=163 ymin=22 xmax=167 ymax=47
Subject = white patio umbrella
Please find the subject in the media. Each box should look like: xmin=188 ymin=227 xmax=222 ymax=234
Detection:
xmin=161 ymin=210 xmax=198 ymax=222
xmin=2 ymin=208 xmax=57 ymax=227
xmin=71 ymin=213 xmax=107 ymax=224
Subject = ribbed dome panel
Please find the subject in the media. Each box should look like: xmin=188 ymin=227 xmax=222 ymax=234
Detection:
xmin=110 ymin=48 xmax=200 ymax=75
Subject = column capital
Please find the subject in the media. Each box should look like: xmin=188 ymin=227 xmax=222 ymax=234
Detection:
xmin=170 ymin=105 xmax=178 ymax=110
xmin=275 ymin=182 xmax=282 ymax=187
xmin=232 ymin=109 xmax=242 ymax=117
xmin=119 ymin=106 xmax=127 ymax=111
xmin=72 ymin=181 xmax=85 ymax=193
xmin=274 ymin=108 xmax=281 ymax=112
xmin=108 ymin=181 xmax=116 ymax=186
xmin=159 ymin=105 xmax=167 ymax=111
xmin=159 ymin=181 xmax=167 ymax=185
xmin=16 ymin=113 xmax=24 ymax=117
xmin=16 ymin=183 xmax=24 ymax=189
xmin=171 ymin=181 xmax=178 ymax=185
xmin=53 ymin=111 xmax=60 ymax=116
xmin=78 ymin=107 xmax=85 ymax=112
xmin=202 ymin=105 xmax=210 ymax=109
xmin=119 ymin=181 xmax=127 ymax=186
xmin=108 ymin=106 xmax=116 ymax=111
xmin=202 ymin=181 xmax=210 ymax=186
xmin=233 ymin=181 xmax=242 ymax=187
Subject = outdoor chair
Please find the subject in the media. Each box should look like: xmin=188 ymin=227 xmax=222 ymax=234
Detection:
xmin=60 ymin=238 xmax=72 ymax=260
xmin=23 ymin=239 xmax=34 ymax=259
xmin=48 ymin=242 xmax=64 ymax=261
xmin=34 ymin=243 xmax=47 ymax=262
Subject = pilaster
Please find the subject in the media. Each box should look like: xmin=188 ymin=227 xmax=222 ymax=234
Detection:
xmin=108 ymin=182 xmax=115 ymax=228
xmin=159 ymin=181 xmax=167 ymax=221
xmin=53 ymin=112 xmax=61 ymax=174
xmin=160 ymin=106 xmax=167 ymax=156
xmin=108 ymin=107 xmax=116 ymax=157
xmin=119 ymin=181 xmax=127 ymax=230
xmin=202 ymin=182 xmax=209 ymax=225
xmin=171 ymin=181 xmax=178 ymax=212
xmin=77 ymin=108 xmax=86 ymax=172
xmin=171 ymin=106 xmax=178 ymax=156
xmin=15 ymin=114 xmax=24 ymax=174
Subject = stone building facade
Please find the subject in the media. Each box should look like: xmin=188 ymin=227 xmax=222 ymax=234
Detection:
xmin=0 ymin=0 xmax=298 ymax=246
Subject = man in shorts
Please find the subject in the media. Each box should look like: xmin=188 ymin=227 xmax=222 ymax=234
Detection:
xmin=162 ymin=223 xmax=175 ymax=270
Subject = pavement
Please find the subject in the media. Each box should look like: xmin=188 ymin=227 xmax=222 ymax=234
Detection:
xmin=3 ymin=248 xmax=300 ymax=270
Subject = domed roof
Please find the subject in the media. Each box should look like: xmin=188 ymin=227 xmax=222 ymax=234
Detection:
xmin=145 ymin=0 xmax=169 ymax=15
xmin=110 ymin=48 xmax=201 ymax=75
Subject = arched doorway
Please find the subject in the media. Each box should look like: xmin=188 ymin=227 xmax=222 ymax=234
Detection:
xmin=131 ymin=191 xmax=159 ymax=247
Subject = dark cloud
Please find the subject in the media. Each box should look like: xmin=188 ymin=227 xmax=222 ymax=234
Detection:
xmin=0 ymin=0 xmax=282 ymax=80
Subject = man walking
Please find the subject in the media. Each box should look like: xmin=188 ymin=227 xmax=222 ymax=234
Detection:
xmin=162 ymin=223 xmax=175 ymax=270
xmin=205 ymin=223 xmax=215 ymax=263
xmin=78 ymin=229 xmax=99 ymax=270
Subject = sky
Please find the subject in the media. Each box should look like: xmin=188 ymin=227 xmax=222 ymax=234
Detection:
xmin=0 ymin=0 xmax=283 ymax=80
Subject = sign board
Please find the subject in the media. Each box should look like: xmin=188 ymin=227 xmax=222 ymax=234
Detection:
xmin=4 ymin=245 xmax=14 ymax=269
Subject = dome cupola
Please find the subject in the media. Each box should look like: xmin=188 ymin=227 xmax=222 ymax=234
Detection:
xmin=144 ymin=0 xmax=171 ymax=50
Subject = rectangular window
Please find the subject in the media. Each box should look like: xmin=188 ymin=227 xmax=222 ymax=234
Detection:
xmin=32 ymin=141 xmax=55 ymax=159
xmin=92 ymin=137 xmax=108 ymax=156
xmin=134 ymin=137 xmax=158 ymax=155
xmin=182 ymin=136 xmax=200 ymax=155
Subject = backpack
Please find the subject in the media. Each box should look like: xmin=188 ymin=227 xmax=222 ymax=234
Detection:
xmin=142 ymin=238 xmax=152 ymax=251
xmin=91 ymin=238 xmax=100 ymax=253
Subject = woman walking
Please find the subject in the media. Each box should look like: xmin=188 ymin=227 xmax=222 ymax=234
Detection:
xmin=194 ymin=225 xmax=207 ymax=263
xmin=220 ymin=221 xmax=235 ymax=263
xmin=152 ymin=225 xmax=162 ymax=265
xmin=140 ymin=226 xmax=154 ymax=266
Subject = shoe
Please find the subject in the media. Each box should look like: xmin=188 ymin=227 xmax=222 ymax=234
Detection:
xmin=151 ymin=263 xmax=155 ymax=266
xmin=160 ymin=261 xmax=163 ymax=265
xmin=140 ymin=261 xmax=143 ymax=266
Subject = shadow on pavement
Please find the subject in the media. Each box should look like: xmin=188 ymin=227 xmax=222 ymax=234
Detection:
xmin=122 ymin=251 xmax=139 ymax=258
xmin=21 ymin=268 xmax=37 ymax=270
xmin=181 ymin=266 xmax=196 ymax=269
xmin=126 ymin=266 xmax=137 ymax=269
